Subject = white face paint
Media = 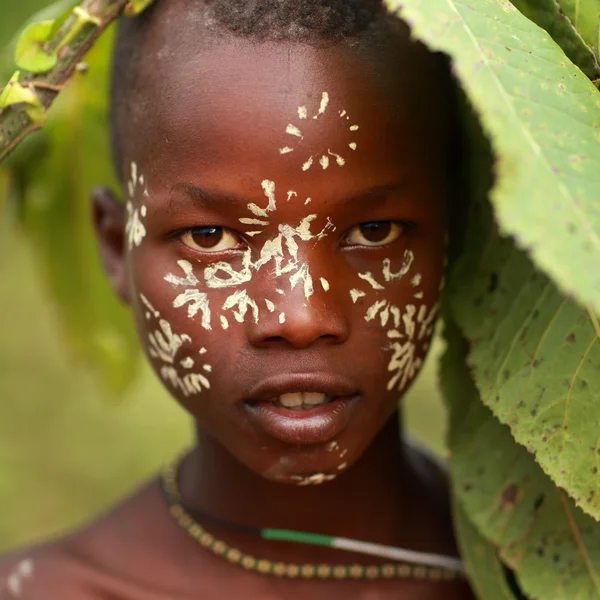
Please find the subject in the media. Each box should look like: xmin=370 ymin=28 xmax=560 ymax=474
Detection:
xmin=348 ymin=254 xmax=437 ymax=393
xmin=6 ymin=559 xmax=34 ymax=598
xmin=291 ymin=473 xmax=337 ymax=486
xmin=278 ymin=92 xmax=358 ymax=171
xmin=125 ymin=160 xmax=151 ymax=250
xmin=350 ymin=289 xmax=366 ymax=303
xmin=125 ymin=201 xmax=147 ymax=249
xmin=140 ymin=294 xmax=211 ymax=396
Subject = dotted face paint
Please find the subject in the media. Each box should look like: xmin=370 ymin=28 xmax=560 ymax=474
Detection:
xmin=278 ymin=91 xmax=359 ymax=172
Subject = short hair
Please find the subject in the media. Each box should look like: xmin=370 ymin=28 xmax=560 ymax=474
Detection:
xmin=109 ymin=0 xmax=393 ymax=179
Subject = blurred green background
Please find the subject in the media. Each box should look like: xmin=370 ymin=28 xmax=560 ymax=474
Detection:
xmin=0 ymin=1 xmax=447 ymax=553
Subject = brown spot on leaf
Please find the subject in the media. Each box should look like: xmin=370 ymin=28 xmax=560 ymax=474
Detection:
xmin=500 ymin=483 xmax=519 ymax=509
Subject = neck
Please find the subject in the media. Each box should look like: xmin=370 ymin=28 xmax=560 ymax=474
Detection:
xmin=178 ymin=414 xmax=438 ymax=549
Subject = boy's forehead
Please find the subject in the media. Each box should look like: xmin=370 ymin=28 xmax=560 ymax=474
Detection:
xmin=126 ymin=33 xmax=447 ymax=192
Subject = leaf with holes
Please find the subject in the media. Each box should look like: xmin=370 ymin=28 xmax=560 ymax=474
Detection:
xmin=442 ymin=319 xmax=600 ymax=599
xmin=385 ymin=0 xmax=600 ymax=316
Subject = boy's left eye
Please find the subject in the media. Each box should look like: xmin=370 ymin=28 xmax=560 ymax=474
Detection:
xmin=345 ymin=221 xmax=404 ymax=247
xmin=180 ymin=227 xmax=240 ymax=252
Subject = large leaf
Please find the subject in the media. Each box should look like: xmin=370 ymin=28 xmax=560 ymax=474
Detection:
xmin=453 ymin=500 xmax=523 ymax=600
xmin=557 ymin=0 xmax=600 ymax=63
xmin=511 ymin=0 xmax=600 ymax=79
xmin=385 ymin=0 xmax=600 ymax=315
xmin=446 ymin=159 xmax=600 ymax=521
xmin=442 ymin=319 xmax=600 ymax=600
xmin=14 ymin=28 xmax=139 ymax=393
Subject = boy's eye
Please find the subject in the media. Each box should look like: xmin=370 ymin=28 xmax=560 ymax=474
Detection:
xmin=181 ymin=227 xmax=240 ymax=252
xmin=345 ymin=221 xmax=404 ymax=247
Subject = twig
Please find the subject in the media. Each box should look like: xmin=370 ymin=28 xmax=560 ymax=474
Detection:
xmin=0 ymin=0 xmax=141 ymax=163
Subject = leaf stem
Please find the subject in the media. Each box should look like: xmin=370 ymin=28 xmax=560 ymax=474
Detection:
xmin=0 ymin=0 xmax=132 ymax=164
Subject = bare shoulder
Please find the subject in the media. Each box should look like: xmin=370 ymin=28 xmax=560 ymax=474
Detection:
xmin=0 ymin=477 xmax=193 ymax=600
xmin=0 ymin=538 xmax=90 ymax=600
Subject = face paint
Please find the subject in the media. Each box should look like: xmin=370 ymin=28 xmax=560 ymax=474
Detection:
xmin=350 ymin=289 xmax=366 ymax=303
xmin=291 ymin=473 xmax=337 ymax=486
xmin=279 ymin=92 xmax=358 ymax=171
xmin=222 ymin=289 xmax=260 ymax=324
xmin=125 ymin=161 xmax=151 ymax=249
xmin=382 ymin=250 xmax=414 ymax=282
xmin=5 ymin=559 xmax=34 ymax=598
xmin=125 ymin=202 xmax=147 ymax=249
xmin=348 ymin=254 xmax=438 ymax=394
xmin=314 ymin=91 xmax=329 ymax=119
xmin=141 ymin=293 xmax=211 ymax=396
xmin=358 ymin=272 xmax=385 ymax=291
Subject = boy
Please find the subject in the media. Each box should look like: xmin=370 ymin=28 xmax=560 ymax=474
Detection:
xmin=1 ymin=0 xmax=474 ymax=598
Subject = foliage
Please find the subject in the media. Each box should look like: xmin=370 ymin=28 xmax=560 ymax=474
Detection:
xmin=0 ymin=1 xmax=146 ymax=394
xmin=382 ymin=0 xmax=600 ymax=596
xmin=4 ymin=0 xmax=600 ymax=596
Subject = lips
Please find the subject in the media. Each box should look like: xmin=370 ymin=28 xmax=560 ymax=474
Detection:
xmin=243 ymin=373 xmax=361 ymax=445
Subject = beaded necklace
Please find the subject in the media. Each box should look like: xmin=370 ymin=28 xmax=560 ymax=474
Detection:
xmin=161 ymin=458 xmax=466 ymax=581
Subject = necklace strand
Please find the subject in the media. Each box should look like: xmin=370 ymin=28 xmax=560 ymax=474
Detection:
xmin=161 ymin=458 xmax=466 ymax=581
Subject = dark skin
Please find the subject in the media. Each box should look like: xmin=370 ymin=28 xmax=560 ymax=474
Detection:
xmin=0 ymin=8 xmax=473 ymax=599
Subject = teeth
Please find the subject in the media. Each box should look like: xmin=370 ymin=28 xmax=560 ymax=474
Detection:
xmin=278 ymin=392 xmax=329 ymax=409
xmin=303 ymin=392 xmax=326 ymax=405
xmin=279 ymin=392 xmax=304 ymax=408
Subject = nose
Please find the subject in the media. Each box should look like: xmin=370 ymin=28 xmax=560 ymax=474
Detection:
xmin=247 ymin=284 xmax=349 ymax=349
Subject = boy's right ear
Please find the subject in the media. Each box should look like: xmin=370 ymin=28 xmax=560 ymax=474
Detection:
xmin=92 ymin=187 xmax=130 ymax=304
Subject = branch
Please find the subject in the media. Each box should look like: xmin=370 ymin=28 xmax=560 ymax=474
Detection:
xmin=0 ymin=0 xmax=153 ymax=164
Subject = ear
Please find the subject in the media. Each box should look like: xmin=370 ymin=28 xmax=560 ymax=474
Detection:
xmin=92 ymin=186 xmax=130 ymax=304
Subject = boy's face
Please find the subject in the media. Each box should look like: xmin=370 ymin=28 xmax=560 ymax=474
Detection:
xmin=96 ymin=33 xmax=449 ymax=484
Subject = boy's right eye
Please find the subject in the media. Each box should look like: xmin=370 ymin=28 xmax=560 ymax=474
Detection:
xmin=180 ymin=227 xmax=241 ymax=253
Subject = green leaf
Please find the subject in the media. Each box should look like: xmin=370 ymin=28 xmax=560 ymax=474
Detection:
xmin=0 ymin=70 xmax=46 ymax=124
xmin=15 ymin=20 xmax=57 ymax=74
xmin=453 ymin=501 xmax=523 ymax=600
xmin=556 ymin=0 xmax=600 ymax=63
xmin=386 ymin=0 xmax=600 ymax=316
xmin=18 ymin=27 xmax=139 ymax=394
xmin=446 ymin=161 xmax=600 ymax=522
xmin=442 ymin=318 xmax=600 ymax=599
xmin=510 ymin=0 xmax=600 ymax=78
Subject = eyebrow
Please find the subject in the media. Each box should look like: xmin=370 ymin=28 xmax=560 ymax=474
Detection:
xmin=167 ymin=182 xmax=244 ymax=212
xmin=167 ymin=181 xmax=404 ymax=213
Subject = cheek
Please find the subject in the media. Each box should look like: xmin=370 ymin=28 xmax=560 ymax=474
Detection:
xmin=348 ymin=246 xmax=444 ymax=395
xmin=126 ymin=252 xmax=245 ymax=406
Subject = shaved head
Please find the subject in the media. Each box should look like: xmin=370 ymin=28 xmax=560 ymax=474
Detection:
xmin=108 ymin=0 xmax=437 ymax=183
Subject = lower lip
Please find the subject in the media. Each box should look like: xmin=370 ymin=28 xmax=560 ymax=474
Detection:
xmin=244 ymin=396 xmax=360 ymax=445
